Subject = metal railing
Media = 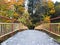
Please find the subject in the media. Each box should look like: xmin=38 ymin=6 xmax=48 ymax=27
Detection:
xmin=0 ymin=23 xmax=26 ymax=36
xmin=43 ymin=23 xmax=60 ymax=36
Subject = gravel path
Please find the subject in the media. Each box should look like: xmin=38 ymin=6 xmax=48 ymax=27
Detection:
xmin=1 ymin=30 xmax=59 ymax=45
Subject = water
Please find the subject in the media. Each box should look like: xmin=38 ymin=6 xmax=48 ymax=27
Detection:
xmin=1 ymin=30 xmax=60 ymax=45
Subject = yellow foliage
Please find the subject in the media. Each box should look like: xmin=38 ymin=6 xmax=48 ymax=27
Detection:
xmin=17 ymin=6 xmax=25 ymax=13
xmin=49 ymin=9 xmax=55 ymax=14
xmin=48 ymin=1 xmax=54 ymax=8
xmin=44 ymin=16 xmax=50 ymax=23
xmin=4 ymin=0 xmax=16 ymax=4
xmin=14 ymin=12 xmax=19 ymax=17
xmin=18 ymin=0 xmax=24 ymax=5
xmin=47 ymin=0 xmax=55 ymax=14
xmin=6 ymin=20 xmax=12 ymax=23
xmin=15 ymin=0 xmax=24 ymax=5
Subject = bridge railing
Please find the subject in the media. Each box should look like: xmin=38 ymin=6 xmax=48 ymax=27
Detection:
xmin=43 ymin=23 xmax=60 ymax=36
xmin=0 ymin=23 xmax=28 ymax=36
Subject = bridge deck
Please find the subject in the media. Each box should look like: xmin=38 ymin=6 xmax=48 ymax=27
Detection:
xmin=1 ymin=30 xmax=60 ymax=45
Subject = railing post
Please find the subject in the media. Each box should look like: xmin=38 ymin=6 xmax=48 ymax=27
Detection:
xmin=50 ymin=24 xmax=51 ymax=32
xmin=58 ymin=25 xmax=60 ymax=34
xmin=19 ymin=23 xmax=20 ymax=30
xmin=55 ymin=24 xmax=58 ymax=35
xmin=0 ymin=25 xmax=1 ymax=35
xmin=12 ymin=24 xmax=14 ymax=31
xmin=4 ymin=24 xmax=6 ymax=34
xmin=0 ymin=24 xmax=2 ymax=36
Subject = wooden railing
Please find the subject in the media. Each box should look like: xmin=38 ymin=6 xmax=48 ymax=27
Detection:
xmin=35 ymin=23 xmax=60 ymax=36
xmin=0 ymin=23 xmax=28 ymax=36
xmin=43 ymin=23 xmax=60 ymax=35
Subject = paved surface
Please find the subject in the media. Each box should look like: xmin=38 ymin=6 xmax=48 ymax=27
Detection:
xmin=1 ymin=30 xmax=59 ymax=45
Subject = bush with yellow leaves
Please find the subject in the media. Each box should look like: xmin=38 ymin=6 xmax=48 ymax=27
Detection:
xmin=43 ymin=15 xmax=50 ymax=23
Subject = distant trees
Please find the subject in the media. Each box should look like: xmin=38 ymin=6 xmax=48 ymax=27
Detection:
xmin=28 ymin=0 xmax=60 ymax=26
xmin=28 ymin=0 xmax=44 ymax=26
xmin=55 ymin=2 xmax=60 ymax=16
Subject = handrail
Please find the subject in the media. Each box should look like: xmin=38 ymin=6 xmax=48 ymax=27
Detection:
xmin=43 ymin=23 xmax=60 ymax=36
xmin=35 ymin=23 xmax=60 ymax=36
xmin=0 ymin=23 xmax=28 ymax=37
xmin=51 ymin=16 xmax=60 ymax=20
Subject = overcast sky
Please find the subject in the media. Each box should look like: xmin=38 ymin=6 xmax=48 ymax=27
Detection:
xmin=52 ymin=0 xmax=60 ymax=3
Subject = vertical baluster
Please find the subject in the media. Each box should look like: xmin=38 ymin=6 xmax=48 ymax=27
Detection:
xmin=12 ymin=24 xmax=14 ymax=31
xmin=1 ymin=24 xmax=3 ymax=35
xmin=5 ymin=24 xmax=7 ymax=34
xmin=1 ymin=24 xmax=2 ymax=35
xmin=5 ymin=24 xmax=6 ymax=34
xmin=53 ymin=24 xmax=55 ymax=33
xmin=19 ymin=23 xmax=20 ymax=30
xmin=59 ymin=24 xmax=60 ymax=35
xmin=0 ymin=24 xmax=1 ymax=36
xmin=2 ymin=24 xmax=4 ymax=35
xmin=4 ymin=24 xmax=5 ymax=34
xmin=50 ymin=24 xmax=51 ymax=32
xmin=4 ymin=24 xmax=6 ymax=33
xmin=6 ymin=24 xmax=7 ymax=34
xmin=53 ymin=24 xmax=54 ymax=33
xmin=0 ymin=25 xmax=1 ymax=36
xmin=3 ymin=24 xmax=5 ymax=35
xmin=56 ymin=24 xmax=58 ymax=34
xmin=58 ymin=24 xmax=60 ymax=35
xmin=54 ymin=24 xmax=56 ymax=33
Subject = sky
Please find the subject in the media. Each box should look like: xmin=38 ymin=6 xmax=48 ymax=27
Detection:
xmin=52 ymin=0 xmax=60 ymax=3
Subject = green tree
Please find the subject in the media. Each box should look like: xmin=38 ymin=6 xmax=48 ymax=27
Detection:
xmin=18 ymin=11 xmax=32 ymax=28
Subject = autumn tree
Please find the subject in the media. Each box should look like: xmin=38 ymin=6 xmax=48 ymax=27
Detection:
xmin=51 ymin=2 xmax=60 ymax=23
xmin=18 ymin=11 xmax=32 ymax=27
xmin=0 ymin=0 xmax=25 ymax=23
xmin=47 ymin=0 xmax=55 ymax=14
